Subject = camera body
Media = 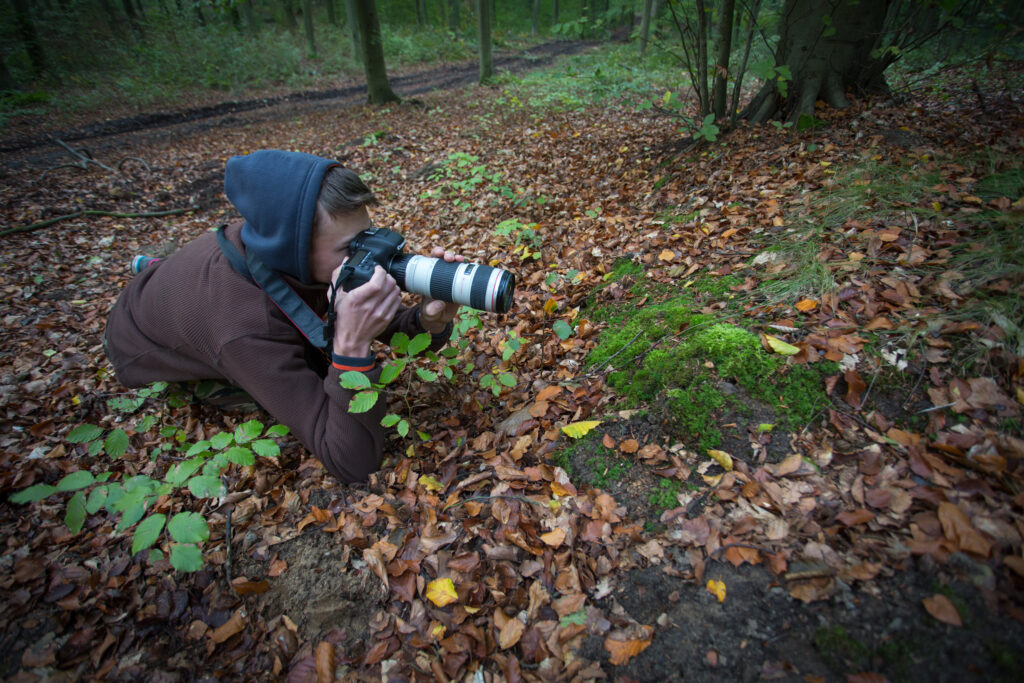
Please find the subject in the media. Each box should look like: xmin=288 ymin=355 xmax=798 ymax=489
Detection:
xmin=336 ymin=226 xmax=515 ymax=314
xmin=339 ymin=227 xmax=406 ymax=291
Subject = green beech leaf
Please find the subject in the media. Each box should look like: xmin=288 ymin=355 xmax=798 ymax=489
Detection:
xmin=104 ymin=429 xmax=130 ymax=458
xmin=186 ymin=440 xmax=212 ymax=457
xmin=379 ymin=361 xmax=404 ymax=385
xmin=132 ymin=513 xmax=166 ymax=555
xmin=148 ymin=548 xmax=165 ymax=563
xmin=65 ymin=491 xmax=86 ymax=534
xmin=234 ymin=420 xmax=263 ymax=444
xmin=381 ymin=414 xmax=401 ymax=428
xmin=168 ymin=511 xmax=209 ymax=544
xmin=416 ymin=368 xmax=438 ymax=382
xmin=398 ymin=420 xmax=411 ymax=437
xmin=408 ymin=333 xmax=431 ymax=356
xmin=188 ymin=475 xmax=225 ymax=499
xmin=210 ymin=432 xmax=234 ymax=450
xmin=390 ymin=332 xmax=410 ymax=354
xmin=553 ymin=320 xmax=573 ymax=340
xmin=340 ymin=371 xmax=372 ymax=391
xmin=169 ymin=543 xmax=204 ymax=572
xmin=165 ymin=458 xmax=204 ymax=486
xmin=266 ymin=424 xmax=289 ymax=437
xmin=67 ymin=424 xmax=103 ymax=443
xmin=348 ymin=390 xmax=379 ymax=414
xmin=85 ymin=486 xmax=108 ymax=514
xmin=225 ymin=446 xmax=255 ymax=466
xmin=117 ymin=501 xmax=148 ymax=531
xmin=498 ymin=373 xmax=517 ymax=387
xmin=9 ymin=483 xmax=57 ymax=504
xmin=251 ymin=439 xmax=280 ymax=458
xmin=56 ymin=470 xmax=95 ymax=492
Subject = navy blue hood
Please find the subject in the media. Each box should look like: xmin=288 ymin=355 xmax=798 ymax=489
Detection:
xmin=224 ymin=150 xmax=340 ymax=285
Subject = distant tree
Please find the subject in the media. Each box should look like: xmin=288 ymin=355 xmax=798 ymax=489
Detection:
xmin=346 ymin=0 xmax=361 ymax=59
xmin=447 ymin=0 xmax=459 ymax=30
xmin=325 ymin=0 xmax=337 ymax=25
xmin=352 ymin=0 xmax=399 ymax=103
xmin=241 ymin=0 xmax=257 ymax=33
xmin=279 ymin=0 xmax=298 ymax=30
xmin=1 ymin=56 xmax=16 ymax=91
xmin=11 ymin=0 xmax=47 ymax=76
xmin=477 ymin=0 xmax=493 ymax=82
xmin=302 ymin=0 xmax=317 ymax=56
xmin=710 ymin=0 xmax=733 ymax=119
xmin=531 ymin=0 xmax=539 ymax=34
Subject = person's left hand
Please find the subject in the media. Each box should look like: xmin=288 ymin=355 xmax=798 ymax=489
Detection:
xmin=419 ymin=247 xmax=463 ymax=333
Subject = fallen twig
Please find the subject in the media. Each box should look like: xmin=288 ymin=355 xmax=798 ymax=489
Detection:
xmin=1 ymin=205 xmax=200 ymax=238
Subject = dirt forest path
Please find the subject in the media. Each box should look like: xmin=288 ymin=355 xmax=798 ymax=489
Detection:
xmin=0 ymin=38 xmax=597 ymax=163
xmin=1 ymin=44 xmax=1022 ymax=682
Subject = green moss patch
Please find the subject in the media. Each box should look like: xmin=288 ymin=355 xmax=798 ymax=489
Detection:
xmin=586 ymin=300 xmax=834 ymax=458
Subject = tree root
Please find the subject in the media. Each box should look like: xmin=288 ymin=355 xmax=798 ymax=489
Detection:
xmin=1 ymin=205 xmax=200 ymax=238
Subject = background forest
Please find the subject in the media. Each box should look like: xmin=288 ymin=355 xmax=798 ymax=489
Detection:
xmin=2 ymin=0 xmax=1024 ymax=681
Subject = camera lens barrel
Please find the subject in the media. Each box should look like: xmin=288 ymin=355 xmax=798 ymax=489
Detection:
xmin=389 ymin=254 xmax=515 ymax=314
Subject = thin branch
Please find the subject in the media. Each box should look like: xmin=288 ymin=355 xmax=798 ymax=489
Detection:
xmin=1 ymin=205 xmax=200 ymax=238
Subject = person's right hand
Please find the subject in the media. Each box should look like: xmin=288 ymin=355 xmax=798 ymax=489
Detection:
xmin=330 ymin=265 xmax=401 ymax=358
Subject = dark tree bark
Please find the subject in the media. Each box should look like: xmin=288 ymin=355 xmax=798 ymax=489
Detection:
xmin=743 ymin=0 xmax=894 ymax=123
xmin=279 ymin=0 xmax=299 ymax=30
xmin=1 ymin=56 xmax=17 ymax=91
xmin=447 ymin=0 xmax=460 ymax=30
xmin=302 ymin=0 xmax=317 ymax=56
xmin=346 ymin=0 xmax=361 ymax=59
xmin=242 ymin=0 xmax=257 ymax=33
xmin=11 ymin=0 xmax=47 ymax=76
xmin=353 ymin=0 xmax=399 ymax=103
xmin=639 ymin=0 xmax=654 ymax=57
xmin=326 ymin=0 xmax=337 ymax=26
xmin=711 ymin=0 xmax=735 ymax=119
xmin=477 ymin=0 xmax=493 ymax=82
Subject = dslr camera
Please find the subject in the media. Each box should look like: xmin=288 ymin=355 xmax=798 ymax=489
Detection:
xmin=337 ymin=227 xmax=515 ymax=314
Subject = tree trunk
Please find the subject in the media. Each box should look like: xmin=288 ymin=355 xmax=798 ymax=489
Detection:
xmin=711 ymin=0 xmax=734 ymax=119
xmin=242 ymin=0 xmax=257 ymax=33
xmin=326 ymin=0 xmax=337 ymax=26
xmin=531 ymin=0 xmax=539 ymax=35
xmin=11 ymin=0 xmax=47 ymax=76
xmin=553 ymin=0 xmax=558 ymax=24
xmin=302 ymin=0 xmax=317 ymax=56
xmin=1 ymin=56 xmax=17 ymax=91
xmin=448 ymin=0 xmax=460 ymax=30
xmin=742 ymin=0 xmax=893 ymax=123
xmin=346 ymin=0 xmax=361 ymax=59
xmin=353 ymin=0 xmax=399 ymax=103
xmin=279 ymin=0 xmax=299 ymax=30
xmin=695 ymin=0 xmax=709 ymax=115
xmin=639 ymin=0 xmax=653 ymax=57
xmin=477 ymin=0 xmax=493 ymax=83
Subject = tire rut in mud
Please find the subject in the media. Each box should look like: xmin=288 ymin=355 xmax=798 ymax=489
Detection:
xmin=0 ymin=39 xmax=597 ymax=156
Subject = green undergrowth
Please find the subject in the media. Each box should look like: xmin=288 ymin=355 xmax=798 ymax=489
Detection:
xmin=582 ymin=267 xmax=835 ymax=454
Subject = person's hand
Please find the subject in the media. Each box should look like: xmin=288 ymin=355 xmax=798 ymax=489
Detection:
xmin=330 ymin=265 xmax=401 ymax=358
xmin=419 ymin=247 xmax=462 ymax=333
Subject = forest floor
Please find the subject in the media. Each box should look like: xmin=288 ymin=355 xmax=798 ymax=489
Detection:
xmin=1 ymin=47 xmax=1023 ymax=682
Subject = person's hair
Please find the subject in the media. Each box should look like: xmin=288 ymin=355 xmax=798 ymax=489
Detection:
xmin=315 ymin=166 xmax=377 ymax=228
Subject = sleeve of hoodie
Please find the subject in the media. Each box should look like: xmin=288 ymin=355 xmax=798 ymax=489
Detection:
xmin=217 ymin=325 xmax=386 ymax=485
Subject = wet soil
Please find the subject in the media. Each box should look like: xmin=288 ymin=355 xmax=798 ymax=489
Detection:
xmin=0 ymin=39 xmax=598 ymax=163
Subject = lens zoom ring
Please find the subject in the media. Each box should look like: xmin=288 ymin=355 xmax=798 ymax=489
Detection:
xmin=428 ymin=261 xmax=458 ymax=302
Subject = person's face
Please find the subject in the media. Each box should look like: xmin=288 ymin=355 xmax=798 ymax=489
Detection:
xmin=308 ymin=204 xmax=371 ymax=284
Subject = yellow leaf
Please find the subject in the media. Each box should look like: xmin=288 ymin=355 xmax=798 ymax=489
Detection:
xmin=932 ymin=201 xmax=942 ymax=211
xmin=1017 ymin=387 xmax=1024 ymax=406
xmin=795 ymin=299 xmax=818 ymax=312
xmin=418 ymin=475 xmax=443 ymax=492
xmin=763 ymin=334 xmax=800 ymax=355
xmin=425 ymin=578 xmax=459 ymax=607
xmin=707 ymin=449 xmax=733 ymax=471
xmin=658 ymin=249 xmax=676 ymax=262
xmin=540 ymin=528 xmax=566 ymax=547
xmin=706 ymin=579 xmax=726 ymax=603
xmin=701 ymin=472 xmax=724 ymax=486
xmin=543 ymin=298 xmax=559 ymax=315
xmin=430 ymin=621 xmax=446 ymax=641
xmin=562 ymin=420 xmax=602 ymax=439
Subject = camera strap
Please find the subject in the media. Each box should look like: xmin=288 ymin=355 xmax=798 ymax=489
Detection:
xmin=215 ymin=226 xmax=332 ymax=351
